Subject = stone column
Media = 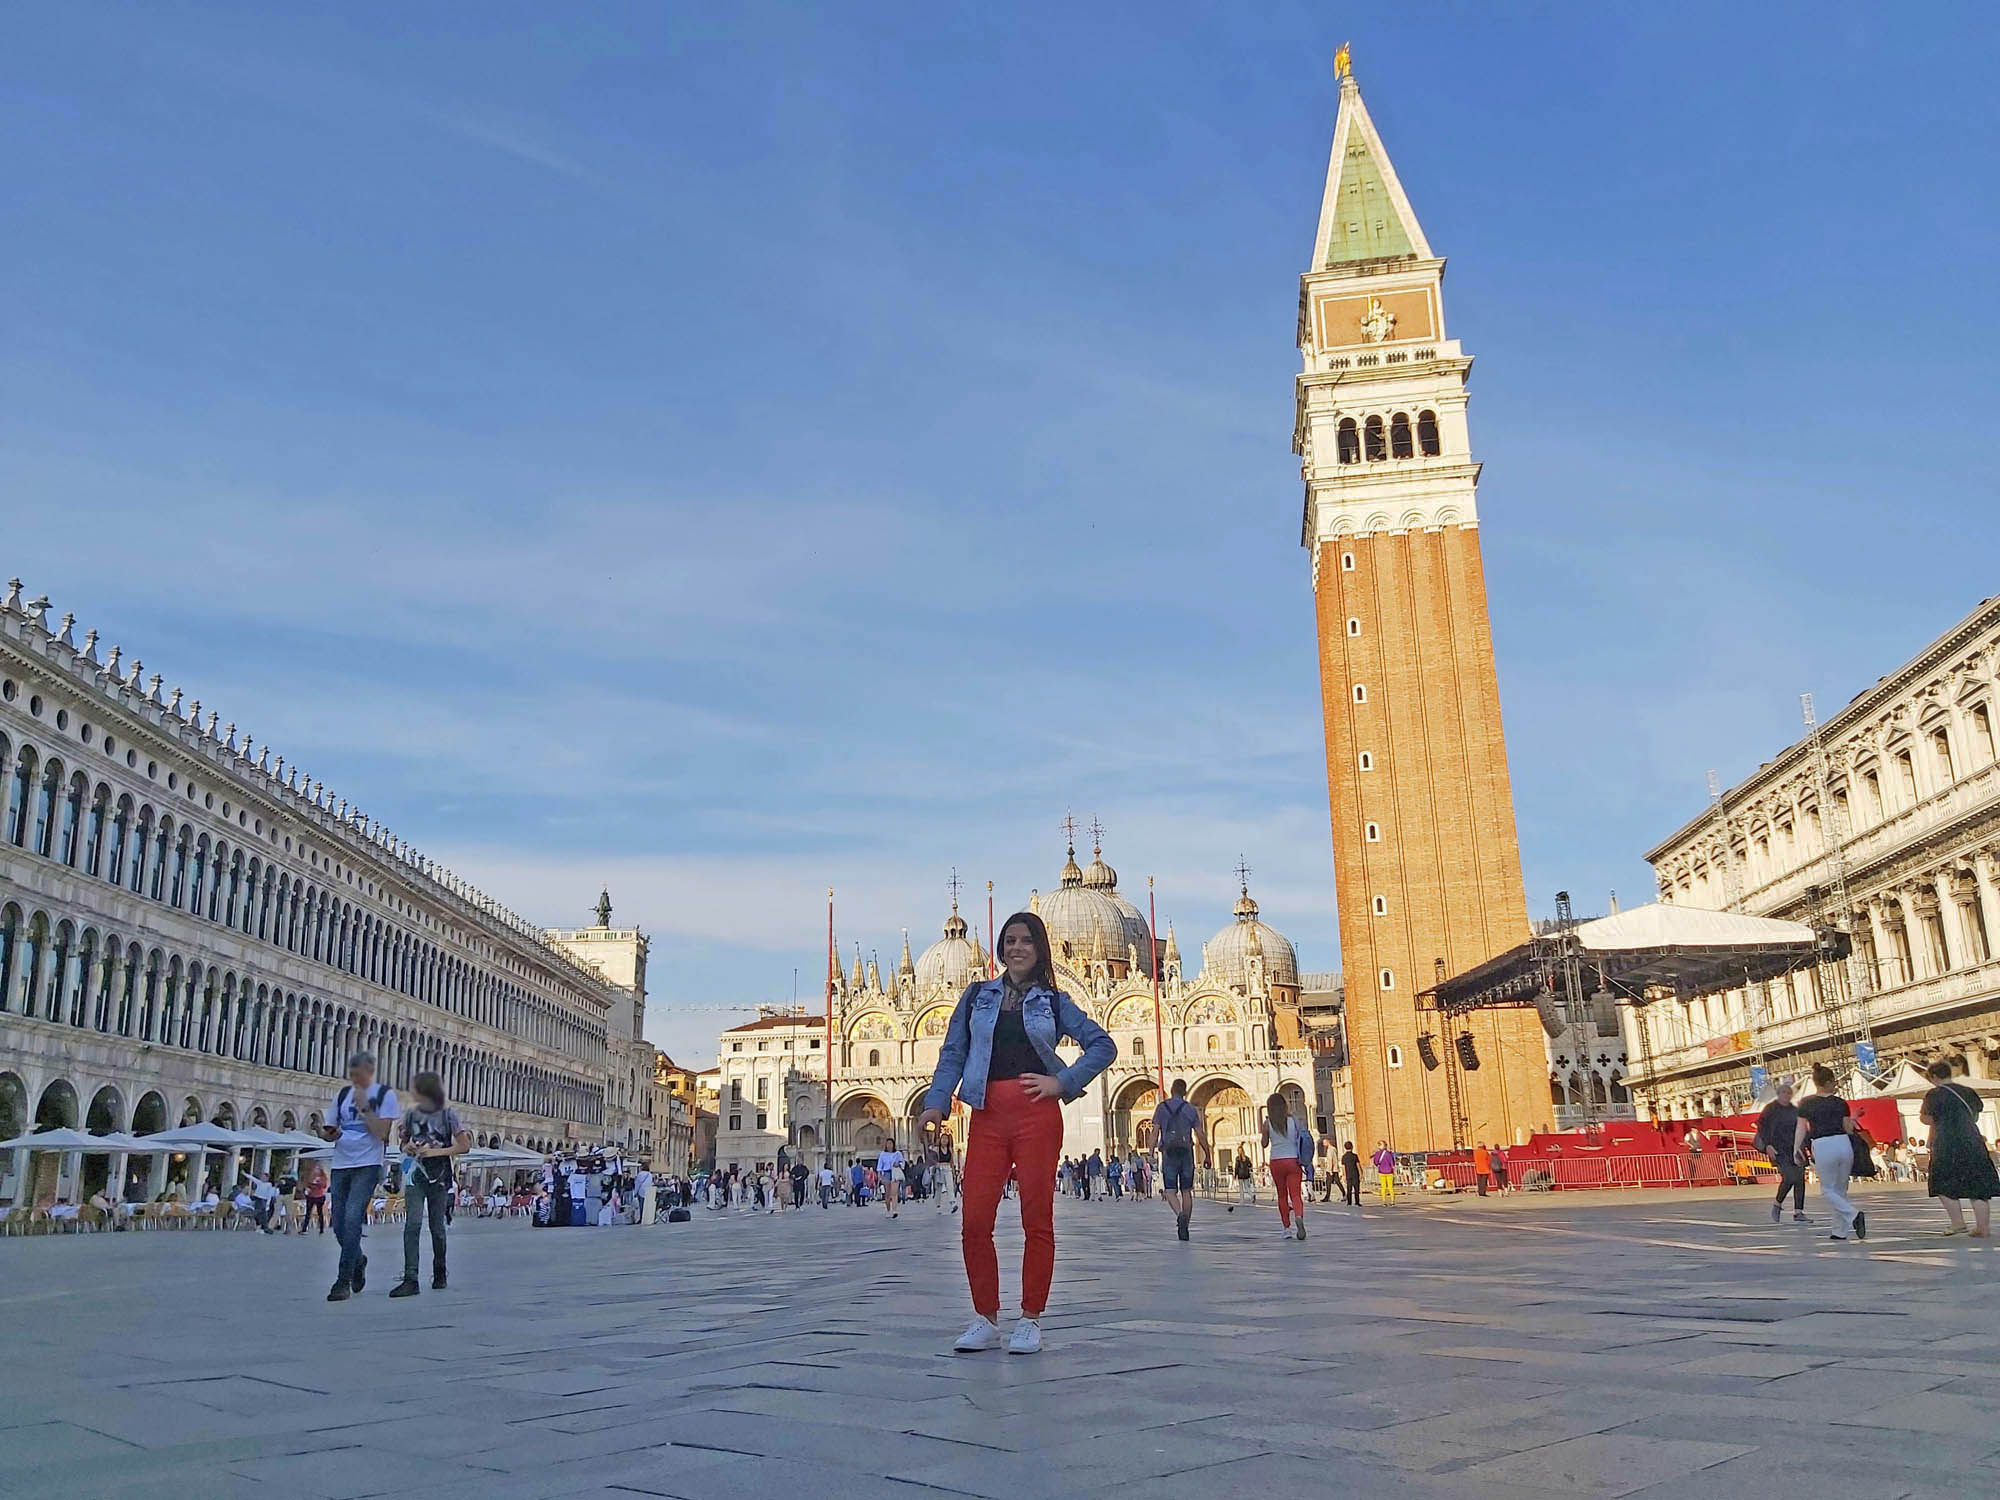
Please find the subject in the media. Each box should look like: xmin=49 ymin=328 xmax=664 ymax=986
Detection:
xmin=1973 ymin=851 xmax=2000 ymax=962
xmin=144 ymin=1149 xmax=167 ymax=1202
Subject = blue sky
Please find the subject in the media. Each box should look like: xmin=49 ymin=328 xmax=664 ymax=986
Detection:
xmin=5 ymin=5 xmax=1995 ymax=1067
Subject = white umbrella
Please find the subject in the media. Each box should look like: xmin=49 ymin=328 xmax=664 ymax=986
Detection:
xmin=84 ymin=1133 xmax=181 ymax=1153
xmin=0 ymin=1127 xmax=127 ymax=1152
xmin=146 ymin=1122 xmax=257 ymax=1148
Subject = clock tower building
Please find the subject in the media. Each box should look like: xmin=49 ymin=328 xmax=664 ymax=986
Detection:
xmin=1295 ymin=59 xmax=1547 ymax=1152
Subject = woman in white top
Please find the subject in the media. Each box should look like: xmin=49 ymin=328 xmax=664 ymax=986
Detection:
xmin=1265 ymin=1093 xmax=1312 ymax=1242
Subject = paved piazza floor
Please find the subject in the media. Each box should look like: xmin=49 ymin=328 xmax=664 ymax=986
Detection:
xmin=4 ymin=1181 xmax=1999 ymax=1499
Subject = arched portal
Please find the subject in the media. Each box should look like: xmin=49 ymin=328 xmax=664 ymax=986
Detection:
xmin=835 ymin=1092 xmax=891 ymax=1164
xmin=82 ymin=1085 xmax=125 ymax=1196
xmin=35 ymin=1078 xmax=79 ymax=1130
xmin=1190 ymin=1078 xmax=1255 ymax=1167
xmin=1111 ymin=1076 xmax=1161 ymax=1151
xmin=0 ymin=1072 xmax=27 ymax=1141
xmin=29 ymin=1079 xmax=80 ymax=1204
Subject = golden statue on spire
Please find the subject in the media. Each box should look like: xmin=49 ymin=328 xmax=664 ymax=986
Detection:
xmin=1333 ymin=41 xmax=1352 ymax=81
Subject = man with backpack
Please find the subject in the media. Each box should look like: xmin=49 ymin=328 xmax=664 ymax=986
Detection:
xmin=318 ymin=1050 xmax=398 ymax=1302
xmin=1151 ymin=1078 xmax=1211 ymax=1241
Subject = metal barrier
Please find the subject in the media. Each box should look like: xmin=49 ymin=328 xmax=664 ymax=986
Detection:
xmin=1422 ymin=1151 xmax=1763 ymax=1194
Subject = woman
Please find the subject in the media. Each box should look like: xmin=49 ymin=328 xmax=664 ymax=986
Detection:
xmin=1920 ymin=1061 xmax=1998 ymax=1237
xmin=391 ymin=1071 xmax=471 ymax=1297
xmin=1265 ymin=1093 xmax=1312 ymax=1241
xmin=300 ymin=1163 xmax=329 ymax=1235
xmin=918 ymin=910 xmax=1115 ymax=1356
xmin=1231 ymin=1149 xmax=1256 ymax=1209
xmin=1794 ymin=1064 xmax=1866 ymax=1243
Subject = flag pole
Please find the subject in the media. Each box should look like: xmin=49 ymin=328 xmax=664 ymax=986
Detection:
xmin=824 ymin=887 xmax=835 ymax=1169
xmin=1149 ymin=876 xmax=1165 ymax=1092
xmin=986 ymin=881 xmax=997 ymax=978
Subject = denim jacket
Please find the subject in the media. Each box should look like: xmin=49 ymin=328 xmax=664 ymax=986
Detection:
xmin=922 ymin=978 xmax=1117 ymax=1113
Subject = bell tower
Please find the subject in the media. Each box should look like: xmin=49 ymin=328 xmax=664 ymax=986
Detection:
xmin=1295 ymin=53 xmax=1546 ymax=1151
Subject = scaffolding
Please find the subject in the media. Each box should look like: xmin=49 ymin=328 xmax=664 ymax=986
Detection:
xmin=1801 ymin=692 xmax=1875 ymax=1064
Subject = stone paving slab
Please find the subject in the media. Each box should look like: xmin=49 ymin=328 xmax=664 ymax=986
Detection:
xmin=1 ymin=1180 xmax=1997 ymax=1498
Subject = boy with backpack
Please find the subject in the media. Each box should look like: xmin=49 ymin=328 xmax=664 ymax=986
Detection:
xmin=1150 ymin=1078 xmax=1211 ymax=1241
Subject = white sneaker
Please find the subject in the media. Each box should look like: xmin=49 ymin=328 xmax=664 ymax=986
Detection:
xmin=952 ymin=1316 xmax=1000 ymax=1353
xmin=1279 ymin=1225 xmax=1294 ymax=1240
xmin=1007 ymin=1318 xmax=1043 ymax=1355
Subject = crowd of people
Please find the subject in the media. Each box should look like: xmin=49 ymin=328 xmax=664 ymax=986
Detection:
xmin=288 ymin=915 xmax=1997 ymax=1367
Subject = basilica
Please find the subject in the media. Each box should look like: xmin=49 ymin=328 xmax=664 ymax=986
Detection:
xmin=711 ymin=838 xmax=1323 ymax=1172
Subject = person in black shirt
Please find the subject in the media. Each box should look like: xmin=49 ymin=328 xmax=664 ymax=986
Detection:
xmin=1919 ymin=1060 xmax=1999 ymax=1237
xmin=1794 ymin=1064 xmax=1865 ymax=1242
xmin=1340 ymin=1141 xmax=1362 ymax=1207
xmin=1753 ymin=1082 xmax=1809 ymax=1225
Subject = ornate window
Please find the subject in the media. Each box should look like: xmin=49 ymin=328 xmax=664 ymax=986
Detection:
xmin=1336 ymin=417 xmax=1360 ymax=464
xmin=1363 ymin=415 xmax=1387 ymax=461
xmin=1390 ymin=412 xmax=1413 ymax=459
xmin=1417 ymin=409 xmax=1440 ymax=456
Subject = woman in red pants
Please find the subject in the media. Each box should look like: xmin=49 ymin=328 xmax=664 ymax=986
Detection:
xmin=917 ymin=910 xmax=1115 ymax=1355
xmin=1265 ymin=1092 xmax=1311 ymax=1241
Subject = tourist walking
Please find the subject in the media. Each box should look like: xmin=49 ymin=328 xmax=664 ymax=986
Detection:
xmin=1152 ymin=1078 xmax=1209 ymax=1241
xmin=1472 ymin=1142 xmax=1491 ymax=1197
xmin=1795 ymin=1064 xmax=1866 ymax=1242
xmin=1371 ymin=1142 xmax=1397 ymax=1203
xmin=1230 ymin=1149 xmax=1256 ymax=1209
xmin=1754 ymin=1081 xmax=1809 ymax=1224
xmin=1085 ymin=1149 xmax=1104 ymax=1202
xmin=1265 ymin=1093 xmax=1312 ymax=1240
xmin=300 ymin=1162 xmax=328 ymax=1234
xmin=1490 ymin=1143 xmax=1509 ymax=1194
xmin=818 ymin=1161 xmax=835 ymax=1207
xmin=390 ymin=1071 xmax=469 ymax=1297
xmin=1920 ymin=1061 xmax=1998 ymax=1237
xmin=877 ymin=1139 xmax=905 ymax=1217
xmin=1340 ymin=1141 xmax=1362 ymax=1206
xmin=917 ymin=909 xmax=1116 ymax=1356
xmin=319 ymin=1051 xmax=398 ymax=1302
xmin=1105 ymin=1151 xmax=1124 ymax=1201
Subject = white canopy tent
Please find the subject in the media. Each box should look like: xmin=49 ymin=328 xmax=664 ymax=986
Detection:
xmin=1569 ymin=903 xmax=1821 ymax=952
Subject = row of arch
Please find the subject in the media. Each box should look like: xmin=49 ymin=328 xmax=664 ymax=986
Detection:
xmin=2 ymin=731 xmax=605 ymax=1062
xmin=1334 ymin=409 xmax=1441 ymax=464
xmin=0 ymin=901 xmax=604 ymax=1127
xmin=1 ymin=1072 xmax=587 ymax=1201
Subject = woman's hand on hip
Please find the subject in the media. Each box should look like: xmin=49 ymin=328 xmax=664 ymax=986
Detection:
xmin=1022 ymin=1074 xmax=1064 ymax=1102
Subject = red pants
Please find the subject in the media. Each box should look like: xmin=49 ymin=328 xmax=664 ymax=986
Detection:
xmin=1270 ymin=1157 xmax=1304 ymax=1227
xmin=961 ymin=1078 xmax=1063 ymax=1320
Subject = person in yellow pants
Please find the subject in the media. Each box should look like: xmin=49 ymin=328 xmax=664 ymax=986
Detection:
xmin=1371 ymin=1142 xmax=1397 ymax=1203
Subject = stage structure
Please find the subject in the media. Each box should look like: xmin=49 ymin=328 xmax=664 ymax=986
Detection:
xmin=1423 ymin=900 xmax=1849 ymax=1121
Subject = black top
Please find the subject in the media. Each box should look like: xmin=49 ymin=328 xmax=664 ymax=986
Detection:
xmin=986 ymin=1004 xmax=1043 ymax=1082
xmin=1799 ymin=1094 xmax=1851 ymax=1140
xmin=1341 ymin=1149 xmax=1361 ymax=1177
xmin=1754 ymin=1101 xmax=1800 ymax=1162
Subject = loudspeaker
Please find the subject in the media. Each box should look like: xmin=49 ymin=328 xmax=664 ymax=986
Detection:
xmin=1455 ymin=1033 xmax=1481 ymax=1071
xmin=1416 ymin=1033 xmax=1440 ymax=1071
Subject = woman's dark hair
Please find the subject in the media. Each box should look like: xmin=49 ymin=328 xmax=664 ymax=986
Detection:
xmin=1267 ymin=1092 xmax=1290 ymax=1132
xmin=996 ymin=910 xmax=1058 ymax=991
xmin=411 ymin=1070 xmax=446 ymax=1107
xmin=1810 ymin=1063 xmax=1838 ymax=1090
xmin=1928 ymin=1060 xmax=1955 ymax=1083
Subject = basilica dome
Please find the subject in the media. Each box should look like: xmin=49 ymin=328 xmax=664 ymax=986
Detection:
xmin=1200 ymin=881 xmax=1300 ymax=989
xmin=915 ymin=904 xmax=986 ymax=992
xmin=1035 ymin=842 xmax=1152 ymax=972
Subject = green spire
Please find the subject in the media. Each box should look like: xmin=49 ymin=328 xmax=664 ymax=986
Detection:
xmin=1323 ymin=129 xmax=1416 ymax=266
